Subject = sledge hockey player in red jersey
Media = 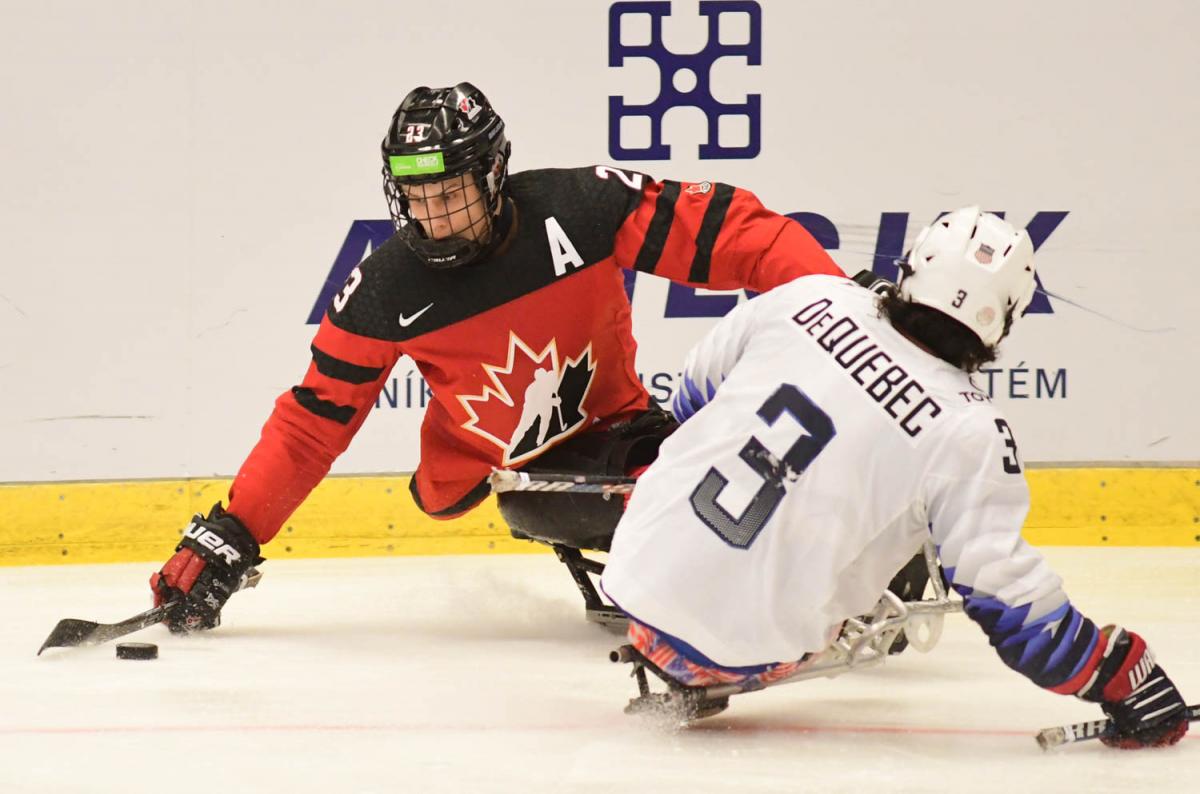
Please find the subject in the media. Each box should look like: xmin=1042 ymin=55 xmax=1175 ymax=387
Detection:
xmin=148 ymin=82 xmax=845 ymax=632
xmin=600 ymin=207 xmax=1190 ymax=749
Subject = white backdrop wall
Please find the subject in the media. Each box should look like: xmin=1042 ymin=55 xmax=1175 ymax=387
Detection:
xmin=1 ymin=0 xmax=1196 ymax=483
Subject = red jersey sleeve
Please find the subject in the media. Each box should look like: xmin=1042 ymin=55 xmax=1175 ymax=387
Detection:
xmin=226 ymin=317 xmax=404 ymax=543
xmin=611 ymin=178 xmax=844 ymax=292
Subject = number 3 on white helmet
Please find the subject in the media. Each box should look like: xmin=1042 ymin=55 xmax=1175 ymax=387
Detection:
xmin=898 ymin=206 xmax=1036 ymax=347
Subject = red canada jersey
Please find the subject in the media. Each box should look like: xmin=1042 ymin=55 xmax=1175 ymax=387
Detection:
xmin=227 ymin=166 xmax=844 ymax=543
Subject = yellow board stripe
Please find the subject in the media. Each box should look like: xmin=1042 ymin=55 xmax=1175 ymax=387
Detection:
xmin=0 ymin=476 xmax=537 ymax=567
xmin=1024 ymin=467 xmax=1199 ymax=546
xmin=1 ymin=468 xmax=1197 ymax=566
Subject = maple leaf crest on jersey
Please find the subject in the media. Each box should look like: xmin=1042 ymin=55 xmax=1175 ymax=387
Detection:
xmin=457 ymin=332 xmax=597 ymax=466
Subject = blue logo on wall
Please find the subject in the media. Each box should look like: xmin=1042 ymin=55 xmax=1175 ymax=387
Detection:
xmin=608 ymin=1 xmax=762 ymax=160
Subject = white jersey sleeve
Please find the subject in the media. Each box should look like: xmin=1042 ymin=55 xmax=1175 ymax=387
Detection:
xmin=927 ymin=415 xmax=1104 ymax=692
xmin=672 ymin=295 xmax=760 ymax=422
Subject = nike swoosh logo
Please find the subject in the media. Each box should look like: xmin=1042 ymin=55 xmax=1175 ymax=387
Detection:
xmin=398 ymin=302 xmax=434 ymax=327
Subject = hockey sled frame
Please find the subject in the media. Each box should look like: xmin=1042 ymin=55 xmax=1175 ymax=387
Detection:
xmin=610 ymin=541 xmax=963 ymax=723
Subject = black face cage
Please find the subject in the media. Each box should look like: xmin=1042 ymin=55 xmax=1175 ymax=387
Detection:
xmin=381 ymin=139 xmax=508 ymax=271
xmin=384 ymin=144 xmax=506 ymax=236
xmin=382 ymin=166 xmax=482 ymax=234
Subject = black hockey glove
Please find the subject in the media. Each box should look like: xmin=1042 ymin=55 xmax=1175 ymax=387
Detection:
xmin=149 ymin=503 xmax=263 ymax=634
xmin=1075 ymin=626 xmax=1189 ymax=749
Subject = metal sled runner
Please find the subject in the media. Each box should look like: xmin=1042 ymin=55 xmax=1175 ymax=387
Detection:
xmin=609 ymin=541 xmax=963 ymax=723
xmin=490 ymin=468 xmax=635 ymax=630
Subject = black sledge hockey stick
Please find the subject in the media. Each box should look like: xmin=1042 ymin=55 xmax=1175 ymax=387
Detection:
xmin=1035 ymin=703 xmax=1200 ymax=749
xmin=37 ymin=568 xmax=263 ymax=655
xmin=488 ymin=469 xmax=636 ymax=495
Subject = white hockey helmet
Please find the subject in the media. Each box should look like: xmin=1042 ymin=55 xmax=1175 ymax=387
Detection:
xmin=898 ymin=206 xmax=1036 ymax=346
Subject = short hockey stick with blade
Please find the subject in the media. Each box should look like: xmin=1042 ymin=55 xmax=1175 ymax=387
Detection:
xmin=1035 ymin=703 xmax=1200 ymax=749
xmin=37 ymin=568 xmax=263 ymax=655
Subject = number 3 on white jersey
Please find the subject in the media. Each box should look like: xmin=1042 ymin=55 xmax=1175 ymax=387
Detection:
xmin=691 ymin=384 xmax=836 ymax=549
xmin=594 ymin=166 xmax=643 ymax=190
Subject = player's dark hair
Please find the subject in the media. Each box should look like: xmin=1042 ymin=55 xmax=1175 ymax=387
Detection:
xmin=877 ymin=287 xmax=997 ymax=373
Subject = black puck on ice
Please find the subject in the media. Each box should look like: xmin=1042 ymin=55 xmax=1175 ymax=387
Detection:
xmin=115 ymin=642 xmax=158 ymax=660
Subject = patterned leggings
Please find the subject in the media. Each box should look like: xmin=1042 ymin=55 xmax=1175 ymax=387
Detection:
xmin=627 ymin=620 xmax=810 ymax=689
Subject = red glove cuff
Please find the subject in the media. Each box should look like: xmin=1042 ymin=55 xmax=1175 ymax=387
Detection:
xmin=1101 ymin=631 xmax=1154 ymax=703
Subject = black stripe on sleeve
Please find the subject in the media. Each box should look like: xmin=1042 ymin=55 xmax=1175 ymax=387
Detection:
xmin=632 ymin=181 xmax=682 ymax=273
xmin=408 ymin=473 xmax=491 ymax=518
xmin=310 ymin=344 xmax=384 ymax=385
xmin=291 ymin=386 xmax=356 ymax=425
xmin=687 ymin=182 xmax=736 ymax=283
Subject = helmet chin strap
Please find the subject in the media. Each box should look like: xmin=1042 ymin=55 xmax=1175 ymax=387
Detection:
xmin=409 ymin=235 xmax=484 ymax=269
xmin=409 ymin=196 xmax=514 ymax=269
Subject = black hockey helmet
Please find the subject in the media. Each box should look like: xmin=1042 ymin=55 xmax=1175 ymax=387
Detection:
xmin=381 ymin=82 xmax=511 ymax=268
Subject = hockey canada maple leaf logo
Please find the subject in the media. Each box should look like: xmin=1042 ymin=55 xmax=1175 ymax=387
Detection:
xmin=457 ymin=332 xmax=597 ymax=466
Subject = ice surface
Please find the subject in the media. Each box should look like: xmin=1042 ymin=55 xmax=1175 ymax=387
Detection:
xmin=2 ymin=548 xmax=1196 ymax=793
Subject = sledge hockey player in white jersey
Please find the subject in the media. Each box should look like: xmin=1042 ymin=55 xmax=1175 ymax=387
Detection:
xmin=600 ymin=207 xmax=1190 ymax=749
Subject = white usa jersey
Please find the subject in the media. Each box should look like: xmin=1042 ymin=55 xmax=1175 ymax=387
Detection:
xmin=602 ymin=275 xmax=1080 ymax=675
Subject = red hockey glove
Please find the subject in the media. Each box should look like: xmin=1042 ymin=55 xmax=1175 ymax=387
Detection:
xmin=149 ymin=504 xmax=263 ymax=634
xmin=1076 ymin=626 xmax=1189 ymax=749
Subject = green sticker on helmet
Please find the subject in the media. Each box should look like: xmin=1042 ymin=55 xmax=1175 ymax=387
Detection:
xmin=389 ymin=152 xmax=445 ymax=177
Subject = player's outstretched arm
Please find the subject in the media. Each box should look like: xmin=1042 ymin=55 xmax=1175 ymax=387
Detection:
xmin=937 ymin=528 xmax=1189 ymax=748
xmin=145 ymin=304 xmax=403 ymax=629
xmin=928 ymin=421 xmax=1188 ymax=749
xmin=609 ymin=172 xmax=843 ymax=294
xmin=225 ymin=314 xmax=404 ymax=543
